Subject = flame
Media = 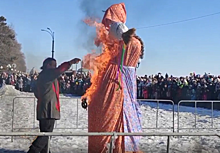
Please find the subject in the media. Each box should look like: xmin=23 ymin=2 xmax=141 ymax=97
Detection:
xmin=81 ymin=18 xmax=119 ymax=104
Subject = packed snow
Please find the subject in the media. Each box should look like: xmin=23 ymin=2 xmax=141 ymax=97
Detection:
xmin=0 ymin=85 xmax=220 ymax=152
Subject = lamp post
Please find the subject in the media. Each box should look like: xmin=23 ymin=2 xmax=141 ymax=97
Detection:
xmin=7 ymin=64 xmax=11 ymax=70
xmin=41 ymin=27 xmax=55 ymax=58
xmin=75 ymin=64 xmax=78 ymax=74
xmin=81 ymin=61 xmax=83 ymax=74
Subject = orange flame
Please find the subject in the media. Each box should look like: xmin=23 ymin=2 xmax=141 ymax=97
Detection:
xmin=81 ymin=18 xmax=119 ymax=104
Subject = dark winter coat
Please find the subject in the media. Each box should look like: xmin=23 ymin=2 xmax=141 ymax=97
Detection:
xmin=34 ymin=62 xmax=71 ymax=120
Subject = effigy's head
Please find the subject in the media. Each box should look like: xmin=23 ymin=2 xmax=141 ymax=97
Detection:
xmin=94 ymin=3 xmax=128 ymax=46
xmin=102 ymin=3 xmax=127 ymax=29
xmin=102 ymin=3 xmax=128 ymax=40
xmin=101 ymin=3 xmax=136 ymax=43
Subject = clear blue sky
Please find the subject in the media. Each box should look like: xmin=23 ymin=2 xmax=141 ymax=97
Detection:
xmin=1 ymin=0 xmax=220 ymax=77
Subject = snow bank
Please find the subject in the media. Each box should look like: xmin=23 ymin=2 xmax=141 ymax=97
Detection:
xmin=0 ymin=83 xmax=6 ymax=96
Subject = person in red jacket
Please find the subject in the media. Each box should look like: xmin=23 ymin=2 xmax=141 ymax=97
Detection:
xmin=27 ymin=57 xmax=80 ymax=153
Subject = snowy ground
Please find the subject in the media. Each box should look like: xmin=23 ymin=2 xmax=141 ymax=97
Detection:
xmin=0 ymin=85 xmax=220 ymax=152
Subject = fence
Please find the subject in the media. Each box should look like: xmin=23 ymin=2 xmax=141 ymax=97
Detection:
xmin=11 ymin=97 xmax=220 ymax=133
xmin=11 ymin=97 xmax=175 ymax=133
xmin=11 ymin=97 xmax=83 ymax=130
xmin=1 ymin=131 xmax=220 ymax=153
xmin=177 ymin=100 xmax=220 ymax=132
xmin=8 ymin=96 xmax=220 ymax=148
xmin=138 ymin=99 xmax=175 ymax=132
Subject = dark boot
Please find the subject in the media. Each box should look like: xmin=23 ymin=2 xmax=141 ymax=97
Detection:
xmin=27 ymin=145 xmax=40 ymax=153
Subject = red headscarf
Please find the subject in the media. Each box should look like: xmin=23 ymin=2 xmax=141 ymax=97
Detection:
xmin=102 ymin=3 xmax=127 ymax=29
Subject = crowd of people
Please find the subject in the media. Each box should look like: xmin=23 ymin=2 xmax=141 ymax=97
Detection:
xmin=1 ymin=71 xmax=220 ymax=102
xmin=58 ymin=71 xmax=91 ymax=96
xmin=137 ymin=73 xmax=220 ymax=103
xmin=0 ymin=71 xmax=37 ymax=92
xmin=0 ymin=70 xmax=91 ymax=96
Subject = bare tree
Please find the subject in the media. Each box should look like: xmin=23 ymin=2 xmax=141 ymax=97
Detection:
xmin=0 ymin=16 xmax=26 ymax=72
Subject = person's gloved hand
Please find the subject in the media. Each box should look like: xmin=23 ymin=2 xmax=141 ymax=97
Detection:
xmin=81 ymin=98 xmax=88 ymax=110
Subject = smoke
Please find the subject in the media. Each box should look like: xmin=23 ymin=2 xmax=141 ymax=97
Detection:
xmin=79 ymin=0 xmax=121 ymax=18
xmin=25 ymin=52 xmax=45 ymax=72
xmin=77 ymin=0 xmax=121 ymax=53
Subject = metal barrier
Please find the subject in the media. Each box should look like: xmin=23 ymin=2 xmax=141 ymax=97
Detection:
xmin=12 ymin=97 xmax=220 ymax=140
xmin=12 ymin=97 xmax=36 ymax=133
xmin=11 ymin=97 xmax=36 ymax=142
xmin=53 ymin=97 xmax=82 ymax=130
xmin=1 ymin=131 xmax=220 ymax=153
xmin=177 ymin=100 xmax=220 ymax=132
xmin=11 ymin=97 xmax=175 ymax=133
xmin=11 ymin=97 xmax=83 ymax=131
xmin=138 ymin=99 xmax=175 ymax=132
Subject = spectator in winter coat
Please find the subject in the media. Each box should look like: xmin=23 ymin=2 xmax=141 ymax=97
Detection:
xmin=18 ymin=77 xmax=23 ymax=91
xmin=27 ymin=57 xmax=81 ymax=153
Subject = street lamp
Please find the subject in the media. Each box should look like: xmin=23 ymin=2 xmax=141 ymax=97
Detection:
xmin=75 ymin=64 xmax=78 ymax=73
xmin=7 ymin=64 xmax=11 ymax=70
xmin=41 ymin=27 xmax=55 ymax=58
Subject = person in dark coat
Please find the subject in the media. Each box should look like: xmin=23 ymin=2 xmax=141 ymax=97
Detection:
xmin=27 ymin=57 xmax=81 ymax=153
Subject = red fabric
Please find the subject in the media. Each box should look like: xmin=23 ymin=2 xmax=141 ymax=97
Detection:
xmin=52 ymin=81 xmax=60 ymax=112
xmin=143 ymin=89 xmax=148 ymax=99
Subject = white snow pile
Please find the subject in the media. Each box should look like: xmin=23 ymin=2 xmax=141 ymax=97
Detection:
xmin=0 ymin=83 xmax=6 ymax=96
xmin=0 ymin=85 xmax=220 ymax=152
xmin=3 ymin=85 xmax=20 ymax=96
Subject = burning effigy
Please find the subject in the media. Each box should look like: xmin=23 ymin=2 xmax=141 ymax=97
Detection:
xmin=81 ymin=2 xmax=144 ymax=153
